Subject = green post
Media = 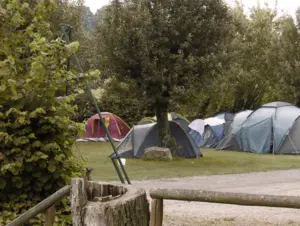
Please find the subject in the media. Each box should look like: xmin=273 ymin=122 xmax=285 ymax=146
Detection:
xmin=60 ymin=24 xmax=131 ymax=184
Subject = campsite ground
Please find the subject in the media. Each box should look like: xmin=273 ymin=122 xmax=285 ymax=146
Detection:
xmin=75 ymin=142 xmax=300 ymax=181
xmin=75 ymin=142 xmax=300 ymax=225
xmin=133 ymin=169 xmax=300 ymax=226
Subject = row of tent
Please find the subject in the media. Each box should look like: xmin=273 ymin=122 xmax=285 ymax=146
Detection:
xmin=189 ymin=101 xmax=300 ymax=154
xmin=80 ymin=101 xmax=300 ymax=158
xmin=80 ymin=112 xmax=201 ymax=158
xmin=80 ymin=112 xmax=189 ymax=141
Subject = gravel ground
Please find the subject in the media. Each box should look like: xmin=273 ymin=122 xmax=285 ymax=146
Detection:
xmin=131 ymin=169 xmax=300 ymax=226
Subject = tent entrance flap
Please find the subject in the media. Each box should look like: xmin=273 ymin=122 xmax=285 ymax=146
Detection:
xmin=236 ymin=118 xmax=273 ymax=154
xmin=277 ymin=116 xmax=300 ymax=154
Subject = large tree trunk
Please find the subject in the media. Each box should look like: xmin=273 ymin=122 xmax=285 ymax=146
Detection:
xmin=155 ymin=97 xmax=171 ymax=147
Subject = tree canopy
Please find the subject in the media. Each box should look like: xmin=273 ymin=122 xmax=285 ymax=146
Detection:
xmin=96 ymin=0 xmax=233 ymax=146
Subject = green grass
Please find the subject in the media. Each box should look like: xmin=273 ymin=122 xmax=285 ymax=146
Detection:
xmin=74 ymin=142 xmax=300 ymax=181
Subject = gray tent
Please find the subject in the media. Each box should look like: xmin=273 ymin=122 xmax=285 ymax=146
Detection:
xmin=111 ymin=121 xmax=202 ymax=158
xmin=199 ymin=125 xmax=220 ymax=148
xmin=216 ymin=110 xmax=253 ymax=151
xmin=236 ymin=102 xmax=300 ymax=154
xmin=197 ymin=112 xmax=234 ymax=148
xmin=219 ymin=102 xmax=300 ymax=154
xmin=170 ymin=112 xmax=190 ymax=131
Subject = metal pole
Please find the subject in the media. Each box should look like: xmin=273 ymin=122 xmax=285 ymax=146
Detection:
xmin=66 ymin=27 xmax=71 ymax=96
xmin=60 ymin=23 xmax=131 ymax=184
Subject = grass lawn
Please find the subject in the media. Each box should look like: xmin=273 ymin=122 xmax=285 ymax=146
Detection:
xmin=74 ymin=142 xmax=300 ymax=181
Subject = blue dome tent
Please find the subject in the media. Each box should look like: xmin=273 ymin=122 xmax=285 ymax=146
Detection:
xmin=188 ymin=112 xmax=234 ymax=148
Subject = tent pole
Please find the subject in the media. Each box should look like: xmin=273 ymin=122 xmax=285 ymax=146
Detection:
xmin=60 ymin=23 xmax=131 ymax=184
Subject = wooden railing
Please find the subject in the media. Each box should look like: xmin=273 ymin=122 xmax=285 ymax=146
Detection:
xmin=149 ymin=188 xmax=300 ymax=226
xmin=5 ymin=168 xmax=93 ymax=226
xmin=6 ymin=186 xmax=70 ymax=226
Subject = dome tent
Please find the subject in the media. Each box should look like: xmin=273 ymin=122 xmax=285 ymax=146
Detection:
xmin=198 ymin=118 xmax=224 ymax=148
xmin=83 ymin=112 xmax=130 ymax=141
xmin=187 ymin=119 xmax=205 ymax=147
xmin=138 ymin=112 xmax=190 ymax=131
xmin=187 ymin=112 xmax=233 ymax=148
xmin=214 ymin=112 xmax=235 ymax=122
xmin=214 ymin=112 xmax=235 ymax=136
xmin=235 ymin=102 xmax=300 ymax=154
xmin=216 ymin=110 xmax=253 ymax=150
xmin=111 ymin=121 xmax=201 ymax=158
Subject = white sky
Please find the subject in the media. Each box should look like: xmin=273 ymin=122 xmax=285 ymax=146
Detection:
xmin=85 ymin=0 xmax=300 ymax=17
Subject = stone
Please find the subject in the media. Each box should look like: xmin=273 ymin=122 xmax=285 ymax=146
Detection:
xmin=143 ymin=146 xmax=172 ymax=161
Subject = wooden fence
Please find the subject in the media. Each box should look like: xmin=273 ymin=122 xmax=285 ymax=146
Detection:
xmin=149 ymin=188 xmax=300 ymax=226
xmin=8 ymin=176 xmax=300 ymax=226
xmin=5 ymin=168 xmax=93 ymax=226
xmin=6 ymin=185 xmax=70 ymax=226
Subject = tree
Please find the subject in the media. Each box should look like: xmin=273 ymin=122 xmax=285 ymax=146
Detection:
xmin=199 ymin=3 xmax=279 ymax=115
xmin=0 ymin=0 xmax=98 ymax=224
xmin=268 ymin=13 xmax=300 ymax=104
xmin=83 ymin=6 xmax=96 ymax=32
xmin=100 ymin=77 xmax=148 ymax=126
xmin=50 ymin=0 xmax=98 ymax=72
xmin=96 ymin=0 xmax=232 ymax=148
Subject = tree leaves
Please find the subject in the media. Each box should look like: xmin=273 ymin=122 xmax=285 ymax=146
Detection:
xmin=97 ymin=0 xmax=231 ymax=100
xmin=180 ymin=4 xmax=300 ymax=117
xmin=65 ymin=41 xmax=80 ymax=54
xmin=47 ymin=163 xmax=57 ymax=173
xmin=0 ymin=177 xmax=6 ymax=189
xmin=0 ymin=0 xmax=86 ymax=225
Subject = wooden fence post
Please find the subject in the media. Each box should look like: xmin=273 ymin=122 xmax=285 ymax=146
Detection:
xmin=85 ymin=167 xmax=93 ymax=181
xmin=71 ymin=178 xmax=87 ymax=226
xmin=44 ymin=205 xmax=56 ymax=226
xmin=150 ymin=199 xmax=163 ymax=226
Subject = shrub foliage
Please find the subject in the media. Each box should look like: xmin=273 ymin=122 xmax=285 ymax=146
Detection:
xmin=0 ymin=0 xmax=94 ymax=224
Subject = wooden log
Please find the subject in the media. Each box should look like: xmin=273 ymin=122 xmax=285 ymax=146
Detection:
xmin=93 ymin=195 xmax=112 ymax=202
xmin=44 ymin=205 xmax=56 ymax=226
xmin=87 ymin=181 xmax=103 ymax=200
xmin=71 ymin=178 xmax=88 ymax=226
xmin=6 ymin=185 xmax=70 ymax=226
xmin=98 ymin=187 xmax=149 ymax=226
xmin=150 ymin=188 xmax=300 ymax=209
xmin=150 ymin=199 xmax=163 ymax=226
xmin=80 ymin=182 xmax=150 ymax=226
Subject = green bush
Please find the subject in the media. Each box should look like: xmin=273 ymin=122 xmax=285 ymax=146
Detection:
xmin=0 ymin=1 xmax=97 ymax=224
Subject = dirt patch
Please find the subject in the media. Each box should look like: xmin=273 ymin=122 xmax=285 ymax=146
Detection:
xmin=131 ymin=169 xmax=300 ymax=225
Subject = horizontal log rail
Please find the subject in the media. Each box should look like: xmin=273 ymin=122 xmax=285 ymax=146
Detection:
xmin=5 ymin=168 xmax=93 ymax=226
xmin=6 ymin=185 xmax=71 ymax=226
xmin=149 ymin=188 xmax=300 ymax=226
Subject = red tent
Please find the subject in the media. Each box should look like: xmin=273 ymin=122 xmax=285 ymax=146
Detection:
xmin=83 ymin=112 xmax=130 ymax=140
